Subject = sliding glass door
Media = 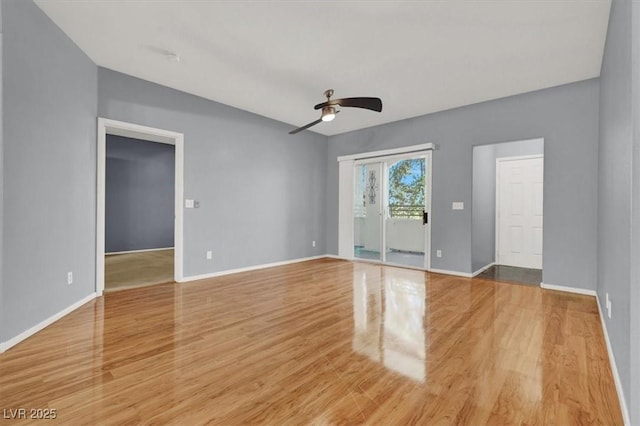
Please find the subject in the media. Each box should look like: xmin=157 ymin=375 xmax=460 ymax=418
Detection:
xmin=353 ymin=152 xmax=432 ymax=269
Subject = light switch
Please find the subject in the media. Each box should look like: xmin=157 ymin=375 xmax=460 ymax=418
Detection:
xmin=452 ymin=202 xmax=464 ymax=210
xmin=185 ymin=199 xmax=194 ymax=209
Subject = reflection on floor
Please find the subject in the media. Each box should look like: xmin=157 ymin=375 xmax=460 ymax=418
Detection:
xmin=105 ymin=249 xmax=174 ymax=291
xmin=476 ymin=265 xmax=542 ymax=286
xmin=0 ymin=259 xmax=623 ymax=424
xmin=354 ymin=246 xmax=424 ymax=268
xmin=353 ymin=267 xmax=426 ymax=381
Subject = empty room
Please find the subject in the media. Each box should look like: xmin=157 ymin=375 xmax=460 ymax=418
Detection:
xmin=0 ymin=0 xmax=638 ymax=424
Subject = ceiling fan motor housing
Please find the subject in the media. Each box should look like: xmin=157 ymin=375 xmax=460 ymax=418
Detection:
xmin=321 ymin=106 xmax=336 ymax=121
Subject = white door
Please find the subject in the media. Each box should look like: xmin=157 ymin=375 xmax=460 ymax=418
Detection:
xmin=497 ymin=156 xmax=543 ymax=269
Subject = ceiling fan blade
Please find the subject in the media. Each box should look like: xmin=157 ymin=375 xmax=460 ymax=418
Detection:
xmin=314 ymin=97 xmax=382 ymax=112
xmin=289 ymin=118 xmax=323 ymax=134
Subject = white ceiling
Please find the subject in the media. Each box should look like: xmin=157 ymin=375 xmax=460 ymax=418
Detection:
xmin=35 ymin=1 xmax=611 ymax=136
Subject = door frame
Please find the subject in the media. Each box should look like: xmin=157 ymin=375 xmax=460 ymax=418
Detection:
xmin=96 ymin=118 xmax=184 ymax=294
xmin=337 ymin=143 xmax=434 ymax=271
xmin=495 ymin=154 xmax=543 ymax=267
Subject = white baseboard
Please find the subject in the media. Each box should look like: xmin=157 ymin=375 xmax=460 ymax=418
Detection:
xmin=596 ymin=295 xmax=631 ymax=426
xmin=324 ymin=254 xmax=347 ymax=260
xmin=0 ymin=292 xmax=97 ymax=353
xmin=540 ymin=283 xmax=597 ymax=296
xmin=428 ymin=268 xmax=474 ymax=278
xmin=472 ymin=262 xmax=496 ymax=277
xmin=180 ymin=255 xmax=328 ymax=282
xmin=106 ymin=247 xmax=174 ymax=256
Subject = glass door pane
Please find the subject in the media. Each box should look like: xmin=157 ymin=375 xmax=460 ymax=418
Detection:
xmin=354 ymin=162 xmax=382 ymax=261
xmin=384 ymin=156 xmax=426 ymax=268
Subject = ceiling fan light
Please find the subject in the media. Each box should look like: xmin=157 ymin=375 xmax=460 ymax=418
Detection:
xmin=322 ymin=107 xmax=336 ymax=122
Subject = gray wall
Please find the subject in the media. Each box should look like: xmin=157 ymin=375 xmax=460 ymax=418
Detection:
xmin=106 ymin=135 xmax=175 ymax=253
xmin=1 ymin=0 xmax=97 ymax=341
xmin=471 ymin=144 xmax=495 ymax=272
xmin=631 ymin=3 xmax=640 ymax=423
xmin=98 ymin=68 xmax=328 ymax=277
xmin=597 ymin=0 xmax=637 ymax=420
xmin=471 ymin=139 xmax=544 ymax=272
xmin=328 ymin=78 xmax=600 ymax=291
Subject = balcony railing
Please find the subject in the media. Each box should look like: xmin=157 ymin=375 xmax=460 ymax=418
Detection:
xmin=389 ymin=205 xmax=423 ymax=219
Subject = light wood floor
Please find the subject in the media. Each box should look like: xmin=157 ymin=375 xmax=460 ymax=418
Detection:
xmin=105 ymin=249 xmax=174 ymax=291
xmin=0 ymin=259 xmax=622 ymax=424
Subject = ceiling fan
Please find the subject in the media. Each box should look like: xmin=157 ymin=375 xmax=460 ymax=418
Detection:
xmin=289 ymin=89 xmax=383 ymax=134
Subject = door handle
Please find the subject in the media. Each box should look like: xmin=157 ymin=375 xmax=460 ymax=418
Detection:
xmin=423 ymin=210 xmax=428 ymax=225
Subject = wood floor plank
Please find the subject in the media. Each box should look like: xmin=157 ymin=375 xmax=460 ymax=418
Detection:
xmin=0 ymin=259 xmax=623 ymax=424
xmin=105 ymin=249 xmax=174 ymax=291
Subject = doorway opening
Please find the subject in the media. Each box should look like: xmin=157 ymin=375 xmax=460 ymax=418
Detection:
xmin=96 ymin=118 xmax=184 ymax=294
xmin=471 ymin=138 xmax=544 ymax=285
xmin=353 ymin=152 xmax=432 ymax=270
xmin=104 ymin=135 xmax=176 ymax=291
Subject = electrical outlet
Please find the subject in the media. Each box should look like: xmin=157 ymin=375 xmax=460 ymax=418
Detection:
xmin=67 ymin=272 xmax=73 ymax=285
xmin=206 ymin=251 xmax=213 ymax=260
xmin=312 ymin=240 xmax=316 ymax=248
xmin=436 ymin=250 xmax=442 ymax=258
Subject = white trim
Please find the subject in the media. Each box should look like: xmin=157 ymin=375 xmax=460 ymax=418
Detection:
xmin=337 ymin=143 xmax=434 ymax=162
xmin=495 ymin=152 xmax=544 ymax=267
xmin=496 ymin=154 xmax=544 ymax=163
xmin=472 ymin=262 xmax=495 ymax=277
xmin=97 ymin=118 xmax=184 ymax=295
xmin=596 ymin=295 xmax=631 ymax=426
xmin=0 ymin=293 xmax=97 ymax=353
xmin=324 ymin=254 xmax=345 ymax=260
xmin=381 ymin=162 xmax=388 ymax=263
xmin=425 ymin=151 xmax=433 ymax=270
xmin=180 ymin=255 xmax=327 ymax=282
xmin=338 ymin=159 xmax=355 ymax=259
xmin=354 ymin=150 xmax=431 ymax=166
xmin=97 ymin=122 xmax=106 ymax=294
xmin=106 ymin=247 xmax=174 ymax=256
xmin=540 ymin=283 xmax=597 ymax=296
xmin=428 ymin=268 xmax=474 ymax=278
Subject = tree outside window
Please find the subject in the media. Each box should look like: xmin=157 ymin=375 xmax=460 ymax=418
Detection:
xmin=388 ymin=159 xmax=425 ymax=219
